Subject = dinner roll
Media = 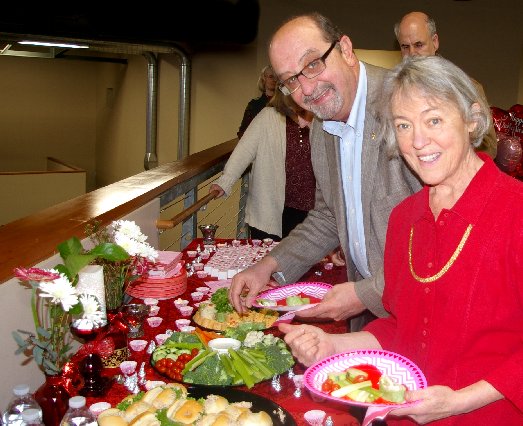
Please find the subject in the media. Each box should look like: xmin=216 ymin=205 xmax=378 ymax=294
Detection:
xmin=203 ymin=394 xmax=229 ymax=414
xmin=97 ymin=408 xmax=124 ymax=420
xmin=210 ymin=413 xmax=234 ymax=426
xmin=165 ymin=382 xmax=188 ymax=397
xmin=223 ymin=404 xmax=250 ymax=421
xmin=97 ymin=415 xmax=128 ymax=426
xmin=237 ymin=410 xmax=273 ymax=426
xmin=129 ymin=411 xmax=160 ymax=426
xmin=141 ymin=387 xmax=164 ymax=405
xmin=152 ymin=388 xmax=177 ymax=409
xmin=165 ymin=398 xmax=188 ymax=421
xmin=124 ymin=401 xmax=153 ymax=423
xmin=173 ymin=399 xmax=204 ymax=424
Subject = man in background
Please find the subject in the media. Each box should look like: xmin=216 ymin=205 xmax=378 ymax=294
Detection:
xmin=394 ymin=11 xmax=497 ymax=158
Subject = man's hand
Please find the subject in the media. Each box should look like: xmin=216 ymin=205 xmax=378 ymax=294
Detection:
xmin=295 ymin=281 xmax=366 ymax=321
xmin=229 ymin=256 xmax=279 ymax=314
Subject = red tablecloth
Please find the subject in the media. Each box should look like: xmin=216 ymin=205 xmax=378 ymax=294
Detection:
xmin=86 ymin=239 xmax=362 ymax=425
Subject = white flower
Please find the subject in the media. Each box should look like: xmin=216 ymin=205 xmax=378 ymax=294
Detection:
xmin=79 ymin=294 xmax=105 ymax=326
xmin=112 ymin=220 xmax=158 ymax=262
xmin=113 ymin=220 xmax=147 ymax=243
xmin=39 ymin=274 xmax=79 ymax=311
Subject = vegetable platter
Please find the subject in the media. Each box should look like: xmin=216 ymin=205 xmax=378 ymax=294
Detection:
xmin=151 ymin=325 xmax=295 ymax=388
xmin=304 ymin=349 xmax=427 ymax=407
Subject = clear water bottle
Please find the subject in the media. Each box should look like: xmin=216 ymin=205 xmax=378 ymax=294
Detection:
xmin=2 ymin=385 xmax=42 ymax=426
xmin=21 ymin=409 xmax=44 ymax=426
xmin=59 ymin=396 xmax=96 ymax=426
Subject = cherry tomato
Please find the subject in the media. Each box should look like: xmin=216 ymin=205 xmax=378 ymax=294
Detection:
xmin=321 ymin=379 xmax=334 ymax=392
xmin=191 ymin=348 xmax=199 ymax=356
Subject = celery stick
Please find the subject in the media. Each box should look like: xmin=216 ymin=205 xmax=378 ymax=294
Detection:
xmin=228 ymin=348 xmax=255 ymax=388
xmin=331 ymin=380 xmax=373 ymax=398
xmin=181 ymin=349 xmax=213 ymax=374
xmin=239 ymin=349 xmax=274 ymax=378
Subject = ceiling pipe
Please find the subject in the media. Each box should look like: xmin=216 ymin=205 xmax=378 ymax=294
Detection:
xmin=143 ymin=51 xmax=158 ymax=170
xmin=173 ymin=46 xmax=191 ymax=160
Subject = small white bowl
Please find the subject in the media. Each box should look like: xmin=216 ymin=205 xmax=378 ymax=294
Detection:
xmin=196 ymin=286 xmax=210 ymax=294
xmin=251 ymin=239 xmax=262 ymax=247
xmin=129 ymin=339 xmax=147 ymax=351
xmin=200 ymin=251 xmax=210 ymax=260
xmin=143 ymin=298 xmax=159 ymax=305
xmin=180 ymin=325 xmax=196 ymax=333
xmin=196 ymin=271 xmax=208 ymax=279
xmin=175 ymin=318 xmax=191 ymax=330
xmin=323 ymin=262 xmax=334 ymax=270
xmin=208 ymin=338 xmax=241 ymax=354
xmin=187 ymin=250 xmax=198 ymax=258
xmin=191 ymin=291 xmax=204 ymax=302
xmin=147 ymin=316 xmax=163 ymax=327
xmin=119 ymin=360 xmax=137 ymax=375
xmin=174 ymin=298 xmax=189 ymax=308
xmin=148 ymin=305 xmax=160 ymax=316
xmin=304 ymin=410 xmax=326 ymax=426
xmin=192 ymin=262 xmax=204 ymax=271
xmin=179 ymin=306 xmax=193 ymax=317
xmin=89 ymin=402 xmax=111 ymax=418
xmin=155 ymin=333 xmax=170 ymax=345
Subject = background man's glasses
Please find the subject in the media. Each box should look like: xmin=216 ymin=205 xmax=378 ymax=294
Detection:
xmin=278 ymin=41 xmax=338 ymax=95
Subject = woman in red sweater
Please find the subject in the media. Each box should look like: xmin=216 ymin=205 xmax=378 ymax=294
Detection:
xmin=279 ymin=56 xmax=523 ymax=425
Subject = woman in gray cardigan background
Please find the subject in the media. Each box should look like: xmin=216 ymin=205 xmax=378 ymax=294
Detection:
xmin=211 ymin=91 xmax=315 ymax=241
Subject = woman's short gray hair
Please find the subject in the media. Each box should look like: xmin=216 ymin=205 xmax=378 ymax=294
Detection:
xmin=378 ymin=55 xmax=492 ymax=156
xmin=257 ymin=65 xmax=273 ymax=92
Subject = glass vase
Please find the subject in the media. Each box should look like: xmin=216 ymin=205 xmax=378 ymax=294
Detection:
xmin=34 ymin=374 xmax=71 ymax=426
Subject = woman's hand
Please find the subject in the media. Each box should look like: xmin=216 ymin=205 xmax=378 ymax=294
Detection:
xmin=209 ymin=183 xmax=225 ymax=198
xmin=278 ymin=323 xmax=336 ymax=366
xmin=389 ymin=380 xmax=503 ymax=424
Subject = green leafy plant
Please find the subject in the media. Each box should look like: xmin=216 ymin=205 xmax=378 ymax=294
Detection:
xmin=13 ymin=233 xmax=130 ymax=375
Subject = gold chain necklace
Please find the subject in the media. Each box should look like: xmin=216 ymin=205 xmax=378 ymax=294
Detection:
xmin=408 ymin=224 xmax=473 ymax=283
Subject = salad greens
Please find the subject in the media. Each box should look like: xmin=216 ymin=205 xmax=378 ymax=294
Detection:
xmin=210 ymin=288 xmax=234 ymax=314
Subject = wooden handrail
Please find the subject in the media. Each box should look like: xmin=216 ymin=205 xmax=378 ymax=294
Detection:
xmin=156 ymin=190 xmax=220 ymax=230
xmin=0 ymin=139 xmax=237 ymax=283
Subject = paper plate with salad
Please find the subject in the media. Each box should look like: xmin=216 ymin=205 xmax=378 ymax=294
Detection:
xmin=151 ymin=325 xmax=295 ymax=388
xmin=304 ymin=350 xmax=427 ymax=408
xmin=253 ymin=282 xmax=332 ymax=312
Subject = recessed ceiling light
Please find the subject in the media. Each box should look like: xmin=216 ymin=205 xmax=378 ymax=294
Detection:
xmin=19 ymin=41 xmax=89 ymax=49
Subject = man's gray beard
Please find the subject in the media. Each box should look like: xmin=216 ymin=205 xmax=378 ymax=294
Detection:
xmin=304 ymin=85 xmax=344 ymax=120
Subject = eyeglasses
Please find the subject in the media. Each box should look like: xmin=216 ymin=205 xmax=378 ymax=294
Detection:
xmin=278 ymin=41 xmax=338 ymax=96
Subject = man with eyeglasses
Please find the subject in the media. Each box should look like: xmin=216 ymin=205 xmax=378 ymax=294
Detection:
xmin=229 ymin=13 xmax=421 ymax=331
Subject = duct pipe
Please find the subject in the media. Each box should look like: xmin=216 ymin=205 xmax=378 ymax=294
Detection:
xmin=172 ymin=46 xmax=191 ymax=160
xmin=143 ymin=51 xmax=158 ymax=170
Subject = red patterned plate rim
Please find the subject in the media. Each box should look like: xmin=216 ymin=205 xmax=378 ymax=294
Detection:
xmin=304 ymin=349 xmax=427 ymax=408
xmin=253 ymin=282 xmax=332 ymax=312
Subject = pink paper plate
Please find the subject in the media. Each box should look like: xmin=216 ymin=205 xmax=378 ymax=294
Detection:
xmin=253 ymin=282 xmax=332 ymax=312
xmin=304 ymin=349 xmax=427 ymax=408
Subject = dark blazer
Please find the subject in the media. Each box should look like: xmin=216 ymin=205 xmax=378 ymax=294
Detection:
xmin=270 ymin=62 xmax=421 ymax=324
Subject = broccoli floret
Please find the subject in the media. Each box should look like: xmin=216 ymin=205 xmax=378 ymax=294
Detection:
xmin=224 ymin=322 xmax=265 ymax=341
xmin=166 ymin=331 xmax=200 ymax=344
xmin=258 ymin=344 xmax=295 ymax=375
xmin=183 ymin=353 xmax=232 ymax=386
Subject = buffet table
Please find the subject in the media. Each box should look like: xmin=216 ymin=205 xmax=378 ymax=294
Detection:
xmin=86 ymin=239 xmax=362 ymax=425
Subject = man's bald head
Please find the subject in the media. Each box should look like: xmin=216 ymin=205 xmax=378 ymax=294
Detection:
xmin=394 ymin=11 xmax=439 ymax=58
